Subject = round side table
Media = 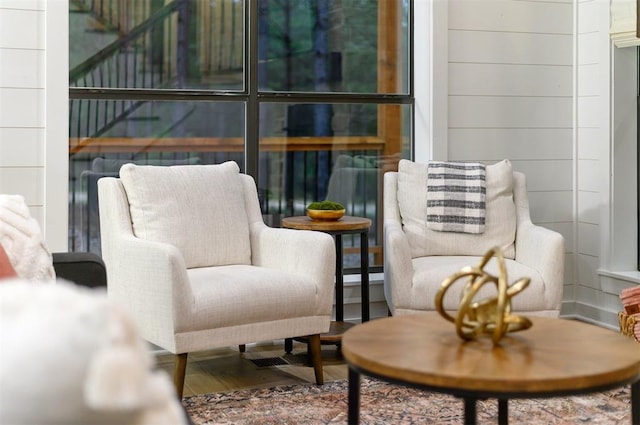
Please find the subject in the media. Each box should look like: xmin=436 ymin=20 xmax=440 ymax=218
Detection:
xmin=282 ymin=215 xmax=371 ymax=344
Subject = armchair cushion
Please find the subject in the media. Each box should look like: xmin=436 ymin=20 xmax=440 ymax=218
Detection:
xmin=397 ymin=159 xmax=516 ymax=259
xmin=119 ymin=161 xmax=251 ymax=268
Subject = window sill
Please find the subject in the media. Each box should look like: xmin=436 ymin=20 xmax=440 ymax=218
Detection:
xmin=599 ymin=269 xmax=640 ymax=284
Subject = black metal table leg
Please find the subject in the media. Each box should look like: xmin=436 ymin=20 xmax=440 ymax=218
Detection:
xmin=359 ymin=230 xmax=369 ymax=322
xmin=463 ymin=397 xmax=477 ymax=425
xmin=498 ymin=399 xmax=509 ymax=424
xmin=632 ymin=380 xmax=640 ymax=425
xmin=348 ymin=367 xmax=361 ymax=424
xmin=335 ymin=234 xmax=344 ymax=322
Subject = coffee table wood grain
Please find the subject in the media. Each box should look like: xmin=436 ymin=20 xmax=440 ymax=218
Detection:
xmin=342 ymin=313 xmax=640 ymax=424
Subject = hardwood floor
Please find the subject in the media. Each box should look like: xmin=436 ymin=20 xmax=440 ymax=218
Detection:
xmin=154 ymin=340 xmax=349 ymax=397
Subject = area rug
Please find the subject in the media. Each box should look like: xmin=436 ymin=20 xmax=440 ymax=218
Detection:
xmin=183 ymin=377 xmax=632 ymax=424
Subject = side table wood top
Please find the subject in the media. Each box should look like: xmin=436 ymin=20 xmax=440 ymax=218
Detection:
xmin=282 ymin=215 xmax=371 ymax=232
xmin=342 ymin=312 xmax=640 ymax=396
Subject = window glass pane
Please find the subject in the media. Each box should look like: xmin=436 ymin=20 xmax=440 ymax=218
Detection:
xmin=70 ymin=0 xmax=245 ymax=91
xmin=258 ymin=0 xmax=409 ymax=94
xmin=258 ymin=102 xmax=411 ymax=268
xmin=69 ymin=99 xmax=245 ymax=253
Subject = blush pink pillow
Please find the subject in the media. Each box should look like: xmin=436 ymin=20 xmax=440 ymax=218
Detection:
xmin=0 ymin=245 xmax=17 ymax=279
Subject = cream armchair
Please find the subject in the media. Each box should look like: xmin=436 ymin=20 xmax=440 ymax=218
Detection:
xmin=384 ymin=159 xmax=564 ymax=317
xmin=98 ymin=161 xmax=335 ymax=398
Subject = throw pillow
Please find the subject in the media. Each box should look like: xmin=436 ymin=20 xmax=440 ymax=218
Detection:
xmin=0 ymin=244 xmax=17 ymax=279
xmin=119 ymin=161 xmax=251 ymax=268
xmin=397 ymin=159 xmax=516 ymax=259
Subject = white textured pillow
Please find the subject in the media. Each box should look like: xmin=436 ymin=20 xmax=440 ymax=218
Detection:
xmin=119 ymin=161 xmax=251 ymax=268
xmin=397 ymin=159 xmax=516 ymax=259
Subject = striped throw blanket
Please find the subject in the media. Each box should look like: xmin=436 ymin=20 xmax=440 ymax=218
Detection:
xmin=426 ymin=161 xmax=486 ymax=234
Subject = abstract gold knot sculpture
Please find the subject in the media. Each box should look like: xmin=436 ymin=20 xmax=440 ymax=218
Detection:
xmin=435 ymin=247 xmax=532 ymax=344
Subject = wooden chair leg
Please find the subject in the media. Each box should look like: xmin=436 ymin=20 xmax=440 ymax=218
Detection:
xmin=308 ymin=334 xmax=324 ymax=385
xmin=174 ymin=353 xmax=188 ymax=400
xmin=239 ymin=344 xmax=246 ymax=353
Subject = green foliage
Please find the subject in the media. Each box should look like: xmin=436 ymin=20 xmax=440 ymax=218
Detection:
xmin=307 ymin=200 xmax=345 ymax=210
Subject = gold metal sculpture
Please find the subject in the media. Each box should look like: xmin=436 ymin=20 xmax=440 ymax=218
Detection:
xmin=435 ymin=247 xmax=532 ymax=344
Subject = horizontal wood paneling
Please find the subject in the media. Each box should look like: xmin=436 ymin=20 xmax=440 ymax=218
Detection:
xmin=0 ymin=1 xmax=44 ymax=10
xmin=577 ymin=159 xmax=602 ymax=192
xmin=0 ymin=128 xmax=44 ymax=166
xmin=527 ymin=191 xmax=573 ymax=222
xmin=0 ymin=88 xmax=44 ymax=127
xmin=0 ymin=8 xmax=44 ymax=49
xmin=577 ymin=191 xmax=600 ymax=225
xmin=449 ymin=31 xmax=572 ymax=65
xmin=448 ymin=128 xmax=572 ymax=160
xmin=449 ymin=0 xmax=572 ymax=34
xmin=449 ymin=63 xmax=572 ymax=97
xmin=449 ymin=96 xmax=572 ymax=129
xmin=510 ymin=160 xmax=573 ymax=191
xmin=0 ymin=49 xmax=44 ymax=88
xmin=0 ymin=167 xmax=43 ymax=204
xmin=577 ymin=222 xmax=599 ymax=257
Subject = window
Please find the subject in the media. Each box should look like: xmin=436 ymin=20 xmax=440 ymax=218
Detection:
xmin=68 ymin=0 xmax=413 ymax=271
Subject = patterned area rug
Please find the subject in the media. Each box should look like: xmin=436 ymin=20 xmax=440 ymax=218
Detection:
xmin=183 ymin=378 xmax=632 ymax=424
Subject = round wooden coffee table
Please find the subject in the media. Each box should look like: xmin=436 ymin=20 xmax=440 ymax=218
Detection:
xmin=342 ymin=312 xmax=640 ymax=424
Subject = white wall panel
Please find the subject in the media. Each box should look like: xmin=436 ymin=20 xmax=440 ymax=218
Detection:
xmin=577 ymin=96 xmax=605 ymax=128
xmin=0 ymin=49 xmax=44 ymax=88
xmin=577 ymin=222 xmax=599 ymax=257
xmin=577 ymin=127 xmax=602 ymax=159
xmin=0 ymin=0 xmax=44 ymax=10
xmin=449 ymin=128 xmax=572 ymax=160
xmin=577 ymin=190 xmax=600 ymax=225
xmin=449 ymin=0 xmax=571 ymax=34
xmin=577 ymin=159 xmax=601 ymax=192
xmin=449 ymin=31 xmax=572 ymax=65
xmin=449 ymin=96 xmax=572 ymax=128
xmin=0 ymin=128 xmax=43 ymax=166
xmin=577 ymin=63 xmax=601 ymax=96
xmin=449 ymin=63 xmax=572 ymax=97
xmin=510 ymin=160 xmax=572 ymax=191
xmin=527 ymin=191 xmax=573 ymax=222
xmin=0 ymin=167 xmax=43 ymax=204
xmin=577 ymin=32 xmax=600 ymax=65
xmin=0 ymin=9 xmax=44 ymax=49
xmin=0 ymin=88 xmax=44 ymax=127
xmin=577 ymin=0 xmax=599 ymax=34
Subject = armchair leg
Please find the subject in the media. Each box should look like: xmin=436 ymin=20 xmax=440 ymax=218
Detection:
xmin=174 ymin=353 xmax=188 ymax=399
xmin=308 ymin=334 xmax=324 ymax=385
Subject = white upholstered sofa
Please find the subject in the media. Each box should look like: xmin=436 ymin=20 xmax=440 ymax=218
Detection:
xmin=383 ymin=159 xmax=565 ymax=317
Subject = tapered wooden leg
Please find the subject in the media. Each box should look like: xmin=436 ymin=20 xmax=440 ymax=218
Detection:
xmin=239 ymin=344 xmax=246 ymax=353
xmin=308 ymin=334 xmax=324 ymax=385
xmin=174 ymin=353 xmax=188 ymax=400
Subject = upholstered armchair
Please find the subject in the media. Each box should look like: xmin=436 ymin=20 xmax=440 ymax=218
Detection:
xmin=98 ymin=161 xmax=336 ymax=398
xmin=383 ymin=159 xmax=564 ymax=317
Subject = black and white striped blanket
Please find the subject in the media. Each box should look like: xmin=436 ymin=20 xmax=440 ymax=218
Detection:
xmin=426 ymin=161 xmax=486 ymax=234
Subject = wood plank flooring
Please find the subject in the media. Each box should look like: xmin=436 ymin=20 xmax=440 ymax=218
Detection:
xmin=154 ymin=340 xmax=349 ymax=397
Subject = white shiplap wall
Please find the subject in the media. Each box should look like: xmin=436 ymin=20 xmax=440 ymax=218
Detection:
xmin=444 ymin=0 xmax=575 ymax=314
xmin=0 ymin=1 xmax=46 ymax=224
xmin=0 ymin=0 xmax=67 ymax=251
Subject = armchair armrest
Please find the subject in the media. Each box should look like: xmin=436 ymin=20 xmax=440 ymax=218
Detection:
xmin=52 ymin=252 xmax=106 ymax=288
xmin=105 ymin=235 xmax=193 ymax=349
xmin=383 ymin=219 xmax=414 ymax=314
xmin=250 ymin=223 xmax=336 ymax=315
xmin=515 ymin=222 xmax=565 ymax=311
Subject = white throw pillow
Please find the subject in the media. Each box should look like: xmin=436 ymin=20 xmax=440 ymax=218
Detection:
xmin=119 ymin=161 xmax=251 ymax=268
xmin=397 ymin=159 xmax=516 ymax=259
